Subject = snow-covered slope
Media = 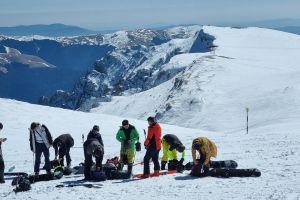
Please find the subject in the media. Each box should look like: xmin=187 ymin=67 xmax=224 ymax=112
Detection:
xmin=91 ymin=26 xmax=300 ymax=132
xmin=0 ymin=98 xmax=299 ymax=199
xmin=41 ymin=26 xmax=215 ymax=110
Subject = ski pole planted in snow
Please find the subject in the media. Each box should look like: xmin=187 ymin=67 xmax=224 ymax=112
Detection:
xmin=246 ymin=107 xmax=249 ymax=134
xmin=143 ymin=129 xmax=147 ymax=140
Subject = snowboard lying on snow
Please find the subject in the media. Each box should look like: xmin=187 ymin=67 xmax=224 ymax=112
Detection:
xmin=133 ymin=170 xmax=177 ymax=179
xmin=210 ymin=160 xmax=238 ymax=169
xmin=209 ymin=168 xmax=261 ymax=178
xmin=185 ymin=160 xmax=238 ymax=171
xmin=56 ymin=183 xmax=102 ymax=188
xmin=12 ymin=171 xmax=63 ymax=185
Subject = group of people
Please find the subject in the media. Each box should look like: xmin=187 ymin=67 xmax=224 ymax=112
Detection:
xmin=0 ymin=117 xmax=218 ymax=182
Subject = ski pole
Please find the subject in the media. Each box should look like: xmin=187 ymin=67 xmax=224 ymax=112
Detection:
xmin=82 ymin=134 xmax=84 ymax=144
xmin=143 ymin=129 xmax=146 ymax=140
xmin=246 ymin=108 xmax=249 ymax=134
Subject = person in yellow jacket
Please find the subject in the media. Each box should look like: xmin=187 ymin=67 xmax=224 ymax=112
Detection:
xmin=192 ymin=137 xmax=217 ymax=168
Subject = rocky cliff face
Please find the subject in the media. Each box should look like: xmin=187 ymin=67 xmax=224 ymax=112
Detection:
xmin=40 ymin=26 xmax=215 ymax=111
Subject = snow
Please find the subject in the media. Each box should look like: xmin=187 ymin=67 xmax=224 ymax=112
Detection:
xmin=0 ymin=98 xmax=299 ymax=199
xmin=91 ymin=26 xmax=300 ymax=133
xmin=4 ymin=46 xmax=21 ymax=55
xmin=0 ymin=26 xmax=300 ymax=199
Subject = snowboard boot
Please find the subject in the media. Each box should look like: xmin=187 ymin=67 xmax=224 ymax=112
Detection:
xmin=46 ymin=171 xmax=52 ymax=179
xmin=34 ymin=172 xmax=39 ymax=179
xmin=127 ymin=164 xmax=133 ymax=175
xmin=118 ymin=163 xmax=124 ymax=171
xmin=161 ymin=161 xmax=167 ymax=170
xmin=0 ymin=170 xmax=4 ymax=183
xmin=141 ymin=174 xmax=150 ymax=179
xmin=153 ymin=170 xmax=160 ymax=177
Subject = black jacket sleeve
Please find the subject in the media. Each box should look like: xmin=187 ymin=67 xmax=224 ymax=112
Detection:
xmin=53 ymin=138 xmax=59 ymax=157
xmin=29 ymin=131 xmax=34 ymax=151
xmin=97 ymin=134 xmax=104 ymax=147
xmin=42 ymin=125 xmax=53 ymax=145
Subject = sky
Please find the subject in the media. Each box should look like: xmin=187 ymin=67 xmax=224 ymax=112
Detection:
xmin=0 ymin=0 xmax=299 ymax=30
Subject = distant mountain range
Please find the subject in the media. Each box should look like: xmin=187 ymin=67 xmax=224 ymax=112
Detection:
xmin=1 ymin=18 xmax=300 ymax=37
xmin=0 ymin=23 xmax=98 ymax=37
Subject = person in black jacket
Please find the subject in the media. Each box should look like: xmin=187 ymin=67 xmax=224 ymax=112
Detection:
xmin=83 ymin=138 xmax=104 ymax=180
xmin=53 ymin=134 xmax=74 ymax=168
xmin=0 ymin=122 xmax=6 ymax=183
xmin=29 ymin=122 xmax=53 ymax=176
xmin=87 ymin=125 xmax=104 ymax=147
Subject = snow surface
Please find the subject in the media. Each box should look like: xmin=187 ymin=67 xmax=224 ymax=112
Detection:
xmin=0 ymin=98 xmax=299 ymax=199
xmin=91 ymin=26 xmax=300 ymax=133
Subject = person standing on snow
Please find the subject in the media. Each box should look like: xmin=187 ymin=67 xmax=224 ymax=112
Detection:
xmin=29 ymin=122 xmax=53 ymax=176
xmin=161 ymin=134 xmax=185 ymax=171
xmin=116 ymin=120 xmax=139 ymax=175
xmin=53 ymin=134 xmax=74 ymax=168
xmin=0 ymin=123 xmax=7 ymax=183
xmin=191 ymin=137 xmax=217 ymax=175
xmin=142 ymin=117 xmax=162 ymax=178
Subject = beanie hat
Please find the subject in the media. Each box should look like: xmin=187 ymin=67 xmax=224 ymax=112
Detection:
xmin=0 ymin=122 xmax=3 ymax=130
xmin=147 ymin=116 xmax=155 ymax=123
xmin=122 ymin=120 xmax=129 ymax=126
xmin=93 ymin=125 xmax=99 ymax=132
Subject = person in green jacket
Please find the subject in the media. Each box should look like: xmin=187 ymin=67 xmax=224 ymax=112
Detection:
xmin=116 ymin=120 xmax=139 ymax=174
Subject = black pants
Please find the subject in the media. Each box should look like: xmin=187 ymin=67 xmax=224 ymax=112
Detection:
xmin=59 ymin=147 xmax=71 ymax=166
xmin=34 ymin=143 xmax=51 ymax=173
xmin=143 ymin=149 xmax=160 ymax=175
xmin=0 ymin=155 xmax=4 ymax=181
xmin=84 ymin=153 xmax=103 ymax=179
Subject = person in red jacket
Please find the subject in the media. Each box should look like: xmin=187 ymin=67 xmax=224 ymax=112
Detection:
xmin=142 ymin=117 xmax=162 ymax=178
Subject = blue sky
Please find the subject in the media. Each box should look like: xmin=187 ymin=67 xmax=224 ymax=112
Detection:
xmin=0 ymin=0 xmax=299 ymax=30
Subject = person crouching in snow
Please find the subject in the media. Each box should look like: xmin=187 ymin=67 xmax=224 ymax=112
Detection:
xmin=191 ymin=137 xmax=217 ymax=176
xmin=83 ymin=138 xmax=104 ymax=180
xmin=161 ymin=134 xmax=185 ymax=171
xmin=29 ymin=122 xmax=53 ymax=177
xmin=53 ymin=134 xmax=74 ymax=168
xmin=142 ymin=117 xmax=162 ymax=178
xmin=0 ymin=122 xmax=7 ymax=183
xmin=116 ymin=120 xmax=139 ymax=175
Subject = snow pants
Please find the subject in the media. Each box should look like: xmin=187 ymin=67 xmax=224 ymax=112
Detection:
xmin=0 ymin=154 xmax=4 ymax=182
xmin=34 ymin=142 xmax=51 ymax=173
xmin=143 ymin=149 xmax=160 ymax=175
xmin=58 ymin=146 xmax=71 ymax=166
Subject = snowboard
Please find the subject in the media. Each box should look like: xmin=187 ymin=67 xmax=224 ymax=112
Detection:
xmin=185 ymin=160 xmax=238 ymax=171
xmin=26 ymin=172 xmax=63 ymax=183
xmin=133 ymin=170 xmax=177 ymax=179
xmin=56 ymin=183 xmax=102 ymax=188
xmin=4 ymin=172 xmax=28 ymax=177
xmin=210 ymin=160 xmax=238 ymax=169
xmin=209 ymin=168 xmax=261 ymax=178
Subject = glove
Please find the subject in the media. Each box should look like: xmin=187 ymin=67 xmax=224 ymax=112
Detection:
xmin=124 ymin=140 xmax=131 ymax=149
xmin=179 ymin=158 xmax=184 ymax=165
xmin=172 ymin=159 xmax=179 ymax=165
xmin=161 ymin=161 xmax=167 ymax=170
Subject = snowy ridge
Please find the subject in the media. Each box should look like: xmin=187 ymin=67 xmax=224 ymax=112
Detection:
xmin=41 ymin=25 xmax=214 ymax=111
xmin=91 ymin=26 xmax=300 ymax=132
